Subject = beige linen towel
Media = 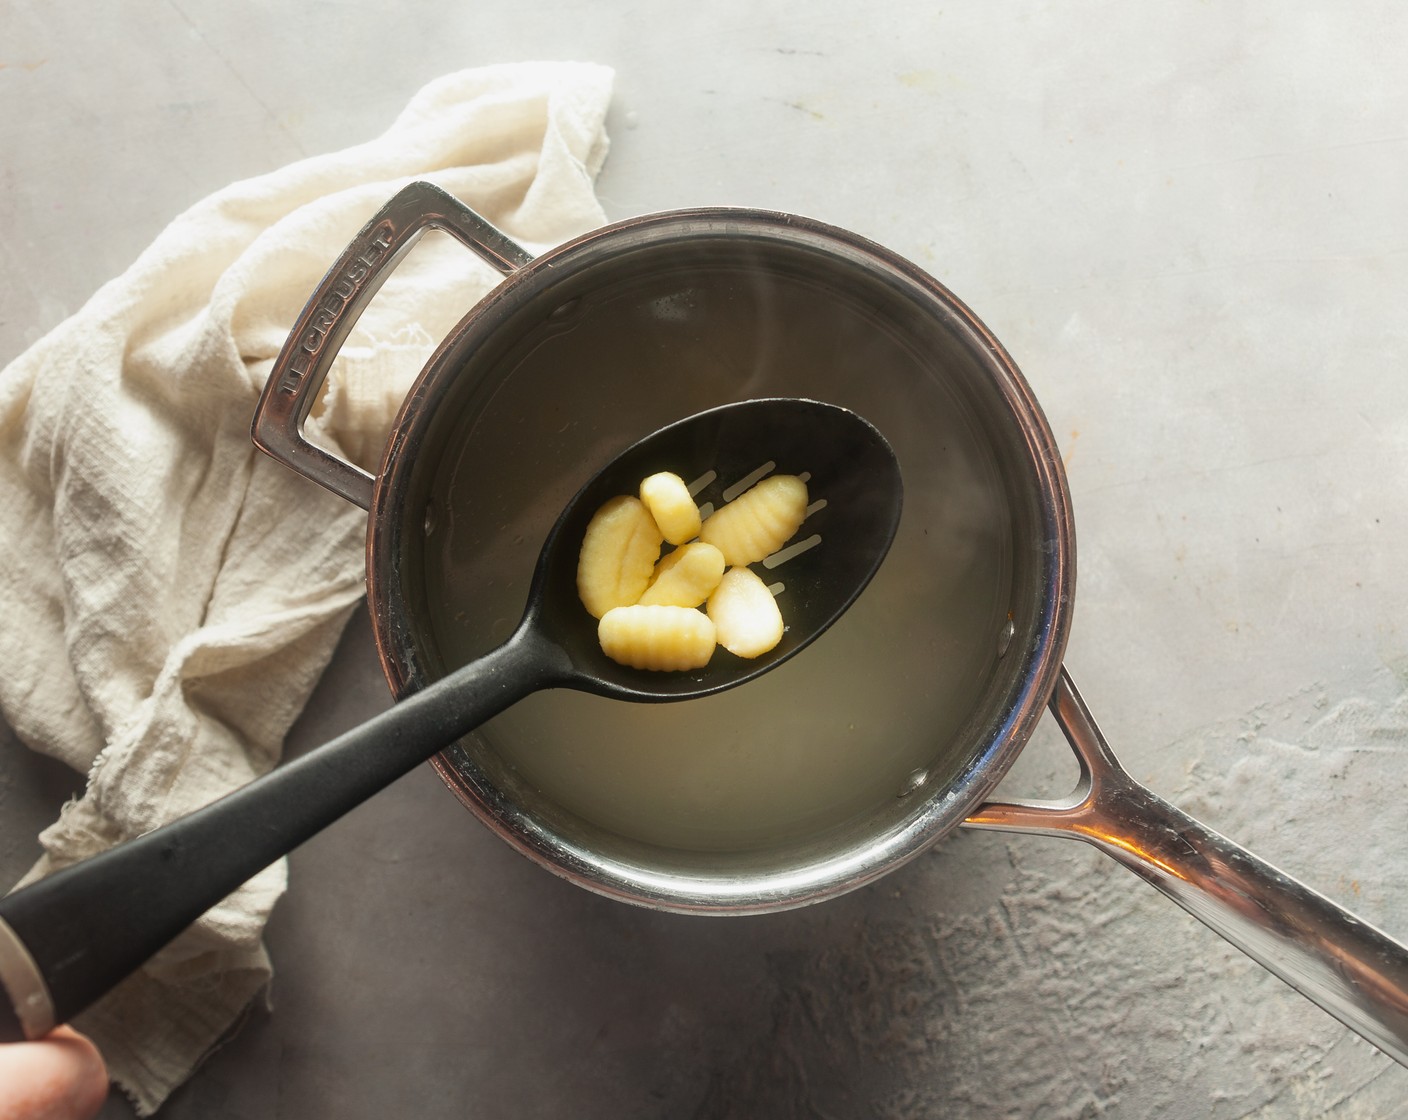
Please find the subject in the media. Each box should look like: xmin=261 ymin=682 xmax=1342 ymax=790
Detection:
xmin=0 ymin=61 xmax=613 ymax=1114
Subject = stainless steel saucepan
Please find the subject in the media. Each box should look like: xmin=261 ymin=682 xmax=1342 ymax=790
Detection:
xmin=245 ymin=182 xmax=1408 ymax=1063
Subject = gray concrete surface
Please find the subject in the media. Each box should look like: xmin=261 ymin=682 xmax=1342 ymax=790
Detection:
xmin=3 ymin=2 xmax=1407 ymax=1116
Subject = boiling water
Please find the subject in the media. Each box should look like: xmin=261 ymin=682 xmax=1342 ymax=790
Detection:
xmin=421 ymin=266 xmax=1013 ymax=853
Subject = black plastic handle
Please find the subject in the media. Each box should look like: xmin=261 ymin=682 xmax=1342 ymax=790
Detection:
xmin=0 ymin=626 xmax=560 ymax=1041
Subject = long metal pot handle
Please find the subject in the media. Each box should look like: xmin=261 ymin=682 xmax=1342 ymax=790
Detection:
xmin=966 ymin=665 xmax=1408 ymax=1066
xmin=251 ymin=181 xmax=533 ymax=510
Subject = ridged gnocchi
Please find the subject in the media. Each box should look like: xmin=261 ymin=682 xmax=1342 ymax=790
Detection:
xmin=598 ymin=605 xmax=717 ymax=671
xmin=698 ymin=475 xmax=808 ymax=566
xmin=576 ymin=495 xmax=664 ymax=619
xmin=639 ymin=471 xmax=702 ymax=545
xmin=579 ymin=464 xmax=807 ymax=669
xmin=638 ymin=541 xmax=726 ymax=608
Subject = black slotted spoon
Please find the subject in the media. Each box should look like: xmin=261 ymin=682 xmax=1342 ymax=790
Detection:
xmin=0 ymin=396 xmax=902 ymax=1042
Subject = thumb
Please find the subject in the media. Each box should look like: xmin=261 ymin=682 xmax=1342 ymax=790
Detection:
xmin=0 ymin=1027 xmax=108 ymax=1120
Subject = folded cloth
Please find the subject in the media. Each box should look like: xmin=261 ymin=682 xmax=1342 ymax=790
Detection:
xmin=0 ymin=61 xmax=613 ymax=1115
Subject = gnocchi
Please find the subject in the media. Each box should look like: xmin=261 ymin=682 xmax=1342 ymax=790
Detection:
xmin=598 ymin=605 xmax=717 ymax=671
xmin=639 ymin=471 xmax=702 ymax=545
xmin=579 ymin=464 xmax=807 ymax=669
xmin=707 ymin=567 xmax=784 ymax=658
xmin=698 ymin=475 xmax=808 ymax=566
xmin=576 ymin=495 xmax=664 ymax=619
xmin=638 ymin=541 xmax=726 ymax=608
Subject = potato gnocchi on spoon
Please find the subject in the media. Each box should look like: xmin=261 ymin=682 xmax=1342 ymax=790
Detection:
xmin=578 ymin=468 xmax=809 ymax=670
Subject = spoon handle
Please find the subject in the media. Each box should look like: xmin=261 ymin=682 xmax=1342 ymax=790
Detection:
xmin=0 ymin=628 xmax=560 ymax=1042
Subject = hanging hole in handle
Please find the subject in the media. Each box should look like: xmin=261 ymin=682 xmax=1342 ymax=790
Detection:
xmin=974 ymin=699 xmax=1088 ymax=806
xmin=964 ymin=668 xmax=1124 ymax=834
xmin=304 ymin=228 xmax=514 ymax=479
xmin=253 ymin=180 xmax=533 ymax=511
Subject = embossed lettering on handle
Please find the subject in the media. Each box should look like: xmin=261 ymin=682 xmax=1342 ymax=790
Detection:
xmin=278 ymin=221 xmax=396 ymax=398
xmin=252 ymin=181 xmax=534 ymax=510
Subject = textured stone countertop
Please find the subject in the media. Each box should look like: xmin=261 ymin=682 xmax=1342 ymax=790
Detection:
xmin=3 ymin=3 xmax=1407 ymax=1117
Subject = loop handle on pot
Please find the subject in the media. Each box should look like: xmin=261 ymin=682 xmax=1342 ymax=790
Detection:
xmin=966 ymin=666 xmax=1408 ymax=1067
xmin=251 ymin=181 xmax=533 ymax=510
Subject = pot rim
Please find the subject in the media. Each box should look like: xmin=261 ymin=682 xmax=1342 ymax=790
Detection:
xmin=365 ymin=204 xmax=1076 ymax=914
